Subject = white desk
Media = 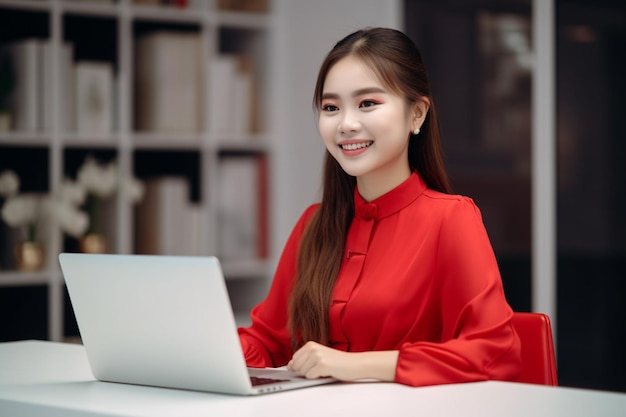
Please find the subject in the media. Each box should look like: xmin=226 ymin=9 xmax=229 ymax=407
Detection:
xmin=1 ymin=340 xmax=626 ymax=417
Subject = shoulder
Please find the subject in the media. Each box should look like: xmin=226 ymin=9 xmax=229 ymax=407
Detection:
xmin=289 ymin=203 xmax=321 ymax=237
xmin=417 ymin=190 xmax=492 ymax=246
xmin=420 ymin=189 xmax=482 ymax=219
xmin=301 ymin=203 xmax=321 ymax=220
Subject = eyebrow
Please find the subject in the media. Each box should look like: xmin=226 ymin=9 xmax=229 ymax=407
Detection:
xmin=321 ymin=87 xmax=387 ymax=101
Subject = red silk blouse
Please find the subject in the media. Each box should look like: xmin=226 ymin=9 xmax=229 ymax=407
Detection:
xmin=238 ymin=172 xmax=522 ymax=386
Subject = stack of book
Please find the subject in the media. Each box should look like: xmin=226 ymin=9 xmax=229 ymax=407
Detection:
xmin=134 ymin=176 xmax=204 ymax=256
xmin=208 ymin=54 xmax=256 ymax=137
xmin=134 ymin=31 xmax=202 ymax=133
xmin=0 ymin=38 xmax=113 ymax=135
xmin=218 ymin=154 xmax=268 ymax=259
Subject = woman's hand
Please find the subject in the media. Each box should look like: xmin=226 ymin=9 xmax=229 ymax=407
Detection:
xmin=287 ymin=341 xmax=399 ymax=382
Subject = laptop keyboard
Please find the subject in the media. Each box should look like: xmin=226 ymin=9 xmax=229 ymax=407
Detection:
xmin=250 ymin=376 xmax=289 ymax=386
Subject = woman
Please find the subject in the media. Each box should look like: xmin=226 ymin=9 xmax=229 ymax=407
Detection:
xmin=238 ymin=27 xmax=522 ymax=387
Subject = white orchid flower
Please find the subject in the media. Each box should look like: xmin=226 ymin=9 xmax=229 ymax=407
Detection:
xmin=60 ymin=178 xmax=87 ymax=206
xmin=1 ymin=195 xmax=38 ymax=227
xmin=77 ymin=157 xmax=117 ymax=198
xmin=54 ymin=200 xmax=90 ymax=238
xmin=0 ymin=170 xmax=20 ymax=197
xmin=120 ymin=176 xmax=145 ymax=203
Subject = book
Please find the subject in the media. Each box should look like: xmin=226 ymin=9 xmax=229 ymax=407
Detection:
xmin=134 ymin=177 xmax=203 ymax=256
xmin=208 ymin=54 xmax=254 ymax=138
xmin=75 ymin=61 xmax=114 ymax=135
xmin=217 ymin=0 xmax=269 ymax=13
xmin=133 ymin=0 xmax=190 ymax=6
xmin=0 ymin=39 xmax=41 ymax=132
xmin=135 ymin=31 xmax=201 ymax=133
xmin=218 ymin=154 xmax=268 ymax=259
xmin=41 ymin=41 xmax=75 ymax=132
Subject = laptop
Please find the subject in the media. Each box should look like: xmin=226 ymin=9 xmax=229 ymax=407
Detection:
xmin=58 ymin=253 xmax=336 ymax=395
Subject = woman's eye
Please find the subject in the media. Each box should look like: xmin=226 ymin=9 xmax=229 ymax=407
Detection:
xmin=322 ymin=104 xmax=339 ymax=112
xmin=360 ymin=100 xmax=378 ymax=108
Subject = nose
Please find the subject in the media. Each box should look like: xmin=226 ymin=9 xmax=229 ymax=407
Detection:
xmin=338 ymin=109 xmax=361 ymax=134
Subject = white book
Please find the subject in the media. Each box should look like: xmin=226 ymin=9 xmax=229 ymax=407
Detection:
xmin=61 ymin=43 xmax=76 ymax=132
xmin=185 ymin=203 xmax=204 ymax=256
xmin=75 ymin=61 xmax=113 ymax=135
xmin=135 ymin=177 xmax=202 ymax=256
xmin=135 ymin=31 xmax=201 ymax=133
xmin=218 ymin=157 xmax=259 ymax=259
xmin=41 ymin=41 xmax=75 ymax=132
xmin=208 ymin=55 xmax=253 ymax=137
xmin=231 ymin=65 xmax=252 ymax=135
xmin=208 ymin=55 xmax=237 ymax=135
xmin=41 ymin=41 xmax=52 ymax=131
xmin=0 ymin=39 xmax=40 ymax=132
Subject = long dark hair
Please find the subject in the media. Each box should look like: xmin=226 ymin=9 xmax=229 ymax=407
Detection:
xmin=288 ymin=27 xmax=451 ymax=349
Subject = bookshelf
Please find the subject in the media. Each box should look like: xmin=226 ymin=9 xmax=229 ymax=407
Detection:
xmin=0 ymin=0 xmax=402 ymax=343
xmin=0 ymin=0 xmax=272 ymax=341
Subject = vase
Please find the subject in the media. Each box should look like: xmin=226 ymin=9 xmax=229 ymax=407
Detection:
xmin=0 ymin=111 xmax=11 ymax=132
xmin=80 ymin=233 xmax=107 ymax=254
xmin=14 ymin=242 xmax=45 ymax=271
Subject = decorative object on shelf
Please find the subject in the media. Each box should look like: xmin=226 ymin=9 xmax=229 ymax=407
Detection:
xmin=1 ymin=170 xmax=92 ymax=269
xmin=55 ymin=178 xmax=90 ymax=239
xmin=73 ymin=156 xmax=145 ymax=253
xmin=79 ymin=233 xmax=107 ymax=254
xmin=0 ymin=111 xmax=10 ymax=131
xmin=0 ymin=170 xmax=20 ymax=269
xmin=0 ymin=170 xmax=19 ymax=198
xmin=1 ymin=194 xmax=41 ymax=243
xmin=14 ymin=240 xmax=44 ymax=271
xmin=76 ymin=156 xmax=117 ymax=253
xmin=1 ymin=171 xmax=46 ymax=271
xmin=75 ymin=61 xmax=113 ymax=135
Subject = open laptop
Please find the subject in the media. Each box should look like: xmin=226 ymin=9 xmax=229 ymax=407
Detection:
xmin=58 ymin=253 xmax=336 ymax=395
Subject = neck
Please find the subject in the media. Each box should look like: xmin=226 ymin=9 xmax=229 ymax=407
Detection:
xmin=356 ymin=166 xmax=412 ymax=202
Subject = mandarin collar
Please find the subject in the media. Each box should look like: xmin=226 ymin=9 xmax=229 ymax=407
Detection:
xmin=354 ymin=172 xmax=427 ymax=221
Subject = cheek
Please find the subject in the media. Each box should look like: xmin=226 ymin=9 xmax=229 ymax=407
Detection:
xmin=318 ymin=117 xmax=336 ymax=145
xmin=371 ymin=108 xmax=409 ymax=137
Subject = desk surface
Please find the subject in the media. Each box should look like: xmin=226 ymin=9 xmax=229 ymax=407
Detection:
xmin=1 ymin=340 xmax=626 ymax=417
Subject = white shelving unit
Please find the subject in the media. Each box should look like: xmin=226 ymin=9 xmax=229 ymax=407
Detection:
xmin=0 ymin=0 xmax=273 ymax=341
xmin=0 ymin=0 xmax=402 ymax=343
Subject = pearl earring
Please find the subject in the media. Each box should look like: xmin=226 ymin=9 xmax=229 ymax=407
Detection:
xmin=413 ymin=127 xmax=420 ymax=135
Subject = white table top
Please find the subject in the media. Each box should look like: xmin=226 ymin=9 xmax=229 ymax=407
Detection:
xmin=1 ymin=340 xmax=626 ymax=417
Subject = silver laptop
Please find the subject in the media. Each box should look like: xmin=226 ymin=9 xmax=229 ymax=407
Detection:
xmin=58 ymin=253 xmax=336 ymax=395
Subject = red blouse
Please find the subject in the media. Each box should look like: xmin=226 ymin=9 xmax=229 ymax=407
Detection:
xmin=238 ymin=172 xmax=522 ymax=386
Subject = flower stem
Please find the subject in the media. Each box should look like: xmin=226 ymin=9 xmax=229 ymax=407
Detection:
xmin=27 ymin=222 xmax=36 ymax=242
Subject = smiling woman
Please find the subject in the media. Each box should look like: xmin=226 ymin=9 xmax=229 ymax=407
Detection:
xmin=317 ymin=55 xmax=428 ymax=200
xmin=237 ymin=27 xmax=522 ymax=387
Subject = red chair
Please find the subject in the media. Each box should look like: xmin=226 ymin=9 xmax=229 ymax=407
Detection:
xmin=511 ymin=312 xmax=558 ymax=386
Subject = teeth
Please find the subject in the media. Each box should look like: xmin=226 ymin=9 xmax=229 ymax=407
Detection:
xmin=341 ymin=141 xmax=373 ymax=150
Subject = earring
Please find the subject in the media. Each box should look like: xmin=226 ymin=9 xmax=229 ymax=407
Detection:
xmin=413 ymin=127 xmax=420 ymax=135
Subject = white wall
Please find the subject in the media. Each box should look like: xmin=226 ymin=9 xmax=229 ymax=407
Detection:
xmin=269 ymin=0 xmax=402 ymax=263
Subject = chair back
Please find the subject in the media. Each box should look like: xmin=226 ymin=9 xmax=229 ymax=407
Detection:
xmin=511 ymin=312 xmax=558 ymax=386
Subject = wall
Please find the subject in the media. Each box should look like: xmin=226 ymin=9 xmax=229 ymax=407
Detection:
xmin=269 ymin=0 xmax=402 ymax=263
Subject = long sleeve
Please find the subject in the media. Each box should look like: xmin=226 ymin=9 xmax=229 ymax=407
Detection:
xmin=394 ymin=197 xmax=521 ymax=386
xmin=238 ymin=205 xmax=318 ymax=368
